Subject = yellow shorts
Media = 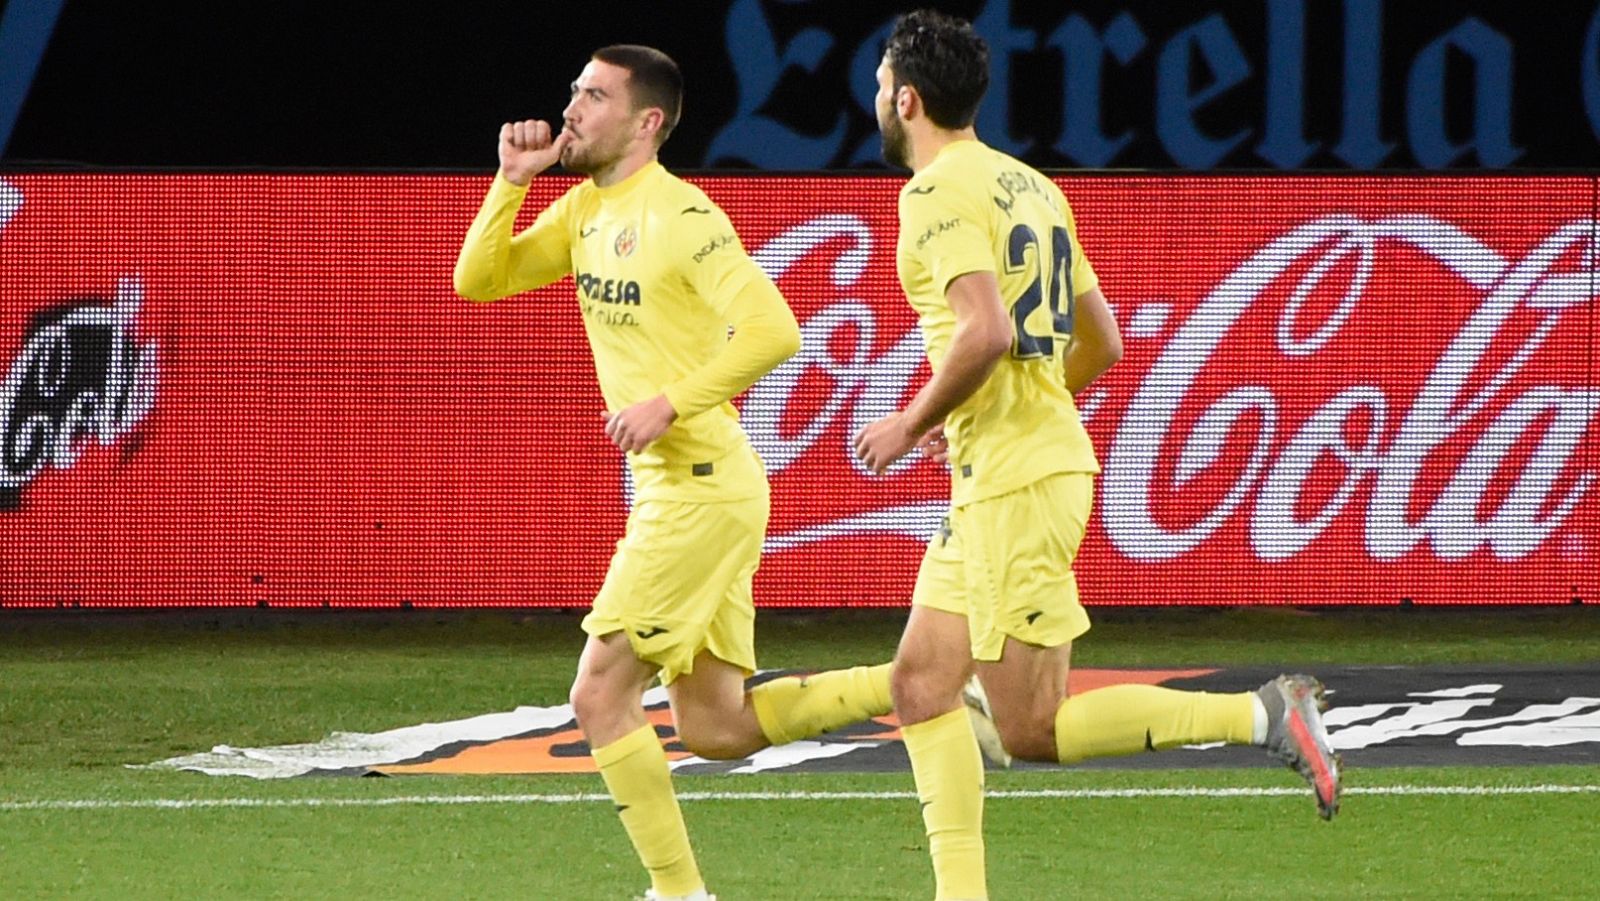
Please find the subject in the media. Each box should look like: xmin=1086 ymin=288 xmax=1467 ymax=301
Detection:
xmin=581 ymin=492 xmax=767 ymax=685
xmin=911 ymin=472 xmax=1095 ymax=661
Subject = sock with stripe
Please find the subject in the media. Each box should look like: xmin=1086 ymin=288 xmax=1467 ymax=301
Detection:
xmin=592 ymin=724 xmax=704 ymax=898
xmin=902 ymin=707 xmax=987 ymax=901
xmin=749 ymin=662 xmax=893 ymax=745
xmin=1054 ymin=684 xmax=1257 ymax=765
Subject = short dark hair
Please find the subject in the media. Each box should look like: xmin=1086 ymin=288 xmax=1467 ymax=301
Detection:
xmin=592 ymin=44 xmax=684 ymax=144
xmin=883 ymin=10 xmax=989 ymax=130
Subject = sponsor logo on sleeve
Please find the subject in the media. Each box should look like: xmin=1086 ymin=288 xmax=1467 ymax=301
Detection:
xmin=693 ymin=233 xmax=739 ymax=263
xmin=914 ymin=218 xmax=962 ymax=250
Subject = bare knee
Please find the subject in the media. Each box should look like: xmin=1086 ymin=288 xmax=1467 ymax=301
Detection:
xmin=568 ymin=674 xmax=612 ymax=732
xmin=978 ymin=677 xmax=1064 ymax=763
xmin=975 ymin=636 xmax=1072 ymax=763
xmin=666 ymin=653 xmax=767 ymax=760
xmin=569 ymin=671 xmax=647 ymax=745
xmin=675 ymin=720 xmax=749 ymax=760
xmin=673 ymin=696 xmax=767 ymax=760
xmin=891 ymin=657 xmax=967 ymax=726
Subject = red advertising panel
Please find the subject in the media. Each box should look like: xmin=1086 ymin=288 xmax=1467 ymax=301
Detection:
xmin=0 ymin=174 xmax=1595 ymax=607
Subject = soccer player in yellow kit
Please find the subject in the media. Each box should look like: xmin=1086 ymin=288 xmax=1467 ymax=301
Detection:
xmin=454 ymin=45 xmax=893 ymax=901
xmin=852 ymin=12 xmax=1342 ymax=900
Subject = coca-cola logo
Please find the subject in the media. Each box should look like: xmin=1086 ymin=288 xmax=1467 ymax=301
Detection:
xmin=742 ymin=211 xmax=1599 ymax=564
xmin=0 ymin=203 xmax=159 ymax=509
xmin=743 ymin=215 xmax=948 ymax=551
xmin=1103 ymin=215 xmax=1597 ymax=564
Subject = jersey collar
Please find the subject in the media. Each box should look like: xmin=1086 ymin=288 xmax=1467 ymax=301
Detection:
xmin=592 ymin=160 xmax=664 ymax=198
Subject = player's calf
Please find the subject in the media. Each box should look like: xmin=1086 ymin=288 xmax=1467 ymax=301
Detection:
xmin=990 ymin=707 xmax=1059 ymax=763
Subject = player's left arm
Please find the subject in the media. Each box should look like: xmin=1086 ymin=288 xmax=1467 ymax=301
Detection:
xmin=603 ymin=208 xmax=801 ymax=453
xmin=854 ymin=270 xmax=1010 ymax=474
xmin=1061 ymin=287 xmax=1121 ymax=393
xmin=854 ymin=177 xmax=1004 ymax=474
xmin=1057 ymin=208 xmax=1122 ymax=393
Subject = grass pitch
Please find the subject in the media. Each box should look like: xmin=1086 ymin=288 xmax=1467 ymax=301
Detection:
xmin=2 ymin=607 xmax=1597 ymax=899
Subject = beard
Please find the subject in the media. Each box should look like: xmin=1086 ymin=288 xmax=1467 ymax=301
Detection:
xmin=879 ymin=113 xmax=910 ymax=169
xmin=560 ymin=128 xmax=628 ymax=175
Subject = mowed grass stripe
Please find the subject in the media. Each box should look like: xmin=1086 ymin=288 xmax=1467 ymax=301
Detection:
xmin=5 ymin=782 xmax=1598 ymax=812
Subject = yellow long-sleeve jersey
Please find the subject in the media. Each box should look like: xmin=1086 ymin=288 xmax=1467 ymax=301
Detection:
xmin=896 ymin=140 xmax=1102 ymax=508
xmin=455 ymin=162 xmax=801 ymax=503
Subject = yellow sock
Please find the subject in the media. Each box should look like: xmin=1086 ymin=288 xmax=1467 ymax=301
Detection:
xmin=1054 ymin=685 xmax=1256 ymax=765
xmin=749 ymin=663 xmax=893 ymax=745
xmin=902 ymin=708 xmax=987 ymax=901
xmin=592 ymin=724 xmax=703 ymax=897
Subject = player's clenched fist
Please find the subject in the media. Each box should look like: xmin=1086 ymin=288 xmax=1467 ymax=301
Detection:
xmin=498 ymin=119 xmax=574 ymax=187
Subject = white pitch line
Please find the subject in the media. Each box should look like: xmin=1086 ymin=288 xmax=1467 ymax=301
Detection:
xmin=2 ymin=784 xmax=1597 ymax=813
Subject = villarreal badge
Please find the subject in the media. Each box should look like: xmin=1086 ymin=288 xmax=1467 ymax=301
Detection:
xmin=614 ymin=226 xmax=637 ymax=258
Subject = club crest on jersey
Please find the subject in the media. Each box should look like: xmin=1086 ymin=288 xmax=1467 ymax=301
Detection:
xmin=614 ymin=226 xmax=638 ymax=258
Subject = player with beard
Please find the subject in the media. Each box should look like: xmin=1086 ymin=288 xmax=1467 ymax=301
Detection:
xmin=455 ymin=45 xmax=895 ymax=901
xmin=853 ymin=11 xmax=1342 ymax=899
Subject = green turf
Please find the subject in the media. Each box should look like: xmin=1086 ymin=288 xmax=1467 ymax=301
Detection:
xmin=2 ymin=608 xmax=1597 ymax=898
xmin=2 ymin=769 xmax=1597 ymax=899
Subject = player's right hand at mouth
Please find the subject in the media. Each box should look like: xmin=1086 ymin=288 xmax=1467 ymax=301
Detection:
xmin=498 ymin=120 xmax=574 ymax=186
